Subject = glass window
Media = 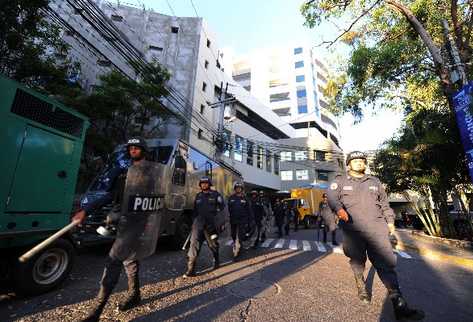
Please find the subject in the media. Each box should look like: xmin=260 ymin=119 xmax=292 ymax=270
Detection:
xmin=234 ymin=135 xmax=243 ymax=162
xmin=202 ymin=82 xmax=207 ymax=92
xmin=294 ymin=47 xmax=303 ymax=55
xmin=297 ymin=89 xmax=307 ymax=98
xmin=223 ymin=130 xmax=231 ymax=157
xmin=298 ymin=105 xmax=308 ymax=114
xmin=295 ymin=61 xmax=304 ymax=68
xmin=171 ymin=26 xmax=179 ymax=34
xmin=295 ymin=151 xmax=307 ymax=161
xmin=315 ymin=150 xmax=326 ymax=161
xmin=281 ymin=170 xmax=293 ymax=181
xmin=270 ymin=92 xmax=290 ymax=102
xmin=200 ymin=104 xmax=205 ymax=114
xmin=204 ymin=60 xmax=209 ymax=69
xmin=296 ymin=170 xmax=309 ymax=180
xmin=266 ymin=149 xmax=272 ymax=172
xmin=257 ymin=146 xmax=264 ymax=169
xmin=318 ymin=171 xmax=329 ymax=181
xmin=274 ymin=154 xmax=280 ymax=175
xmin=280 ymin=151 xmax=292 ymax=161
xmin=296 ymin=75 xmax=305 ymax=82
xmin=247 ymin=140 xmax=254 ymax=165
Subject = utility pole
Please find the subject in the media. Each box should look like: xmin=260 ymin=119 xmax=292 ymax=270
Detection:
xmin=442 ymin=19 xmax=468 ymax=86
xmin=208 ymin=81 xmax=235 ymax=159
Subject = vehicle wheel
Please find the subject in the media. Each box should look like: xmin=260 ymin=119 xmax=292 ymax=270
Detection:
xmin=15 ymin=238 xmax=74 ymax=296
xmin=171 ymin=213 xmax=193 ymax=250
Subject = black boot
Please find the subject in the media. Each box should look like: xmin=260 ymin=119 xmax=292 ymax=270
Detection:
xmin=213 ymin=251 xmax=220 ymax=270
xmin=332 ymin=231 xmax=339 ymax=246
xmin=354 ymin=274 xmax=370 ymax=304
xmin=80 ymin=287 xmax=111 ymax=322
xmin=390 ymin=293 xmax=425 ymax=320
xmin=183 ymin=259 xmax=196 ymax=278
xmin=118 ymin=274 xmax=141 ymax=311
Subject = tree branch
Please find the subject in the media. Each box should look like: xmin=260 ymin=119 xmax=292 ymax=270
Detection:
xmin=450 ymin=0 xmax=463 ymax=52
xmin=315 ymin=0 xmax=383 ymax=48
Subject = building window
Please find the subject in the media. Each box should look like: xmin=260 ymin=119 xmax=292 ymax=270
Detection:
xmin=257 ymin=146 xmax=264 ymax=169
xmin=266 ymin=149 xmax=272 ymax=172
xmin=223 ymin=130 xmax=231 ymax=157
xmin=204 ymin=60 xmax=209 ymax=69
xmin=296 ymin=75 xmax=305 ymax=82
xmin=281 ymin=170 xmax=293 ymax=181
xmin=280 ymin=151 xmax=292 ymax=161
xmin=297 ymin=89 xmax=307 ymax=98
xmin=315 ymin=150 xmax=326 ymax=161
xmin=270 ymin=92 xmax=290 ymax=103
xmin=294 ymin=47 xmax=303 ymax=55
xmin=207 ymin=39 xmax=211 ymax=48
xmin=149 ymin=45 xmax=163 ymax=52
xmin=200 ymin=104 xmax=205 ymax=114
xmin=171 ymin=26 xmax=179 ymax=33
xmin=247 ymin=140 xmax=254 ymax=165
xmin=295 ymin=151 xmax=307 ymax=161
xmin=202 ymin=82 xmax=207 ymax=92
xmin=296 ymin=169 xmax=309 ymax=181
xmin=318 ymin=171 xmax=329 ymax=181
xmin=243 ymin=85 xmax=251 ymax=91
xmin=111 ymin=15 xmax=123 ymax=22
xmin=298 ymin=105 xmax=308 ymax=114
xmin=295 ymin=61 xmax=304 ymax=68
xmin=234 ymin=135 xmax=243 ymax=162
xmin=274 ymin=154 xmax=280 ymax=175
xmin=198 ymin=129 xmax=203 ymax=139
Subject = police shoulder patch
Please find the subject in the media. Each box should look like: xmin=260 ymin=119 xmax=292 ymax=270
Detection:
xmin=330 ymin=182 xmax=338 ymax=190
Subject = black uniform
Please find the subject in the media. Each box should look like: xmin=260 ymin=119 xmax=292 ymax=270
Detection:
xmin=318 ymin=200 xmax=338 ymax=244
xmin=273 ymin=201 xmax=287 ymax=238
xmin=326 ymin=173 xmax=399 ymax=292
xmin=250 ymin=196 xmax=266 ymax=246
xmin=188 ymin=190 xmax=225 ymax=263
xmin=228 ymin=193 xmax=254 ymax=257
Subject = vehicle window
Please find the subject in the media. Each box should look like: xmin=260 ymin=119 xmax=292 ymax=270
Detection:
xmin=172 ymin=155 xmax=187 ymax=186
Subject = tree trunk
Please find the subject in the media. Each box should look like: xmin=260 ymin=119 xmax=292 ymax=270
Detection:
xmin=431 ymin=187 xmax=453 ymax=237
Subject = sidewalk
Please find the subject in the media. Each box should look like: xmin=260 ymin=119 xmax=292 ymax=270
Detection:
xmin=395 ymin=229 xmax=473 ymax=269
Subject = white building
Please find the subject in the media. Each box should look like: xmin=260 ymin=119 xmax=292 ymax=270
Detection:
xmin=51 ymin=0 xmax=298 ymax=191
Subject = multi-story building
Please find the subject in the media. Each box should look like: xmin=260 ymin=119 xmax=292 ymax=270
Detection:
xmin=51 ymin=0 xmax=297 ymax=191
xmin=232 ymin=46 xmax=344 ymax=191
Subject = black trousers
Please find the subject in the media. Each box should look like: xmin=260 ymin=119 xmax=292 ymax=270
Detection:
xmin=100 ymin=255 xmax=139 ymax=291
xmin=187 ymin=221 xmax=219 ymax=262
xmin=342 ymin=229 xmax=400 ymax=291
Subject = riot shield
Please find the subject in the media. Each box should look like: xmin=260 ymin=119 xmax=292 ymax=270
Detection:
xmin=110 ymin=160 xmax=165 ymax=262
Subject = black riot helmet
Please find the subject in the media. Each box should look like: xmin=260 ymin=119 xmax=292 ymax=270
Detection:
xmin=199 ymin=176 xmax=212 ymax=187
xmin=345 ymin=151 xmax=367 ymax=165
xmin=126 ymin=137 xmax=148 ymax=152
xmin=233 ymin=181 xmax=244 ymax=191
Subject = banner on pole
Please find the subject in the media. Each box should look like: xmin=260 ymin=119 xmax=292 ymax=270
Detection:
xmin=453 ymin=82 xmax=473 ymax=182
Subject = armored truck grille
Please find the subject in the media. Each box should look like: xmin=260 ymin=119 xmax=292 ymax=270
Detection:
xmin=11 ymin=89 xmax=84 ymax=137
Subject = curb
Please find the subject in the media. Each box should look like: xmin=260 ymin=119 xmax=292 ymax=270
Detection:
xmin=396 ymin=242 xmax=473 ymax=270
xmin=411 ymin=230 xmax=473 ymax=250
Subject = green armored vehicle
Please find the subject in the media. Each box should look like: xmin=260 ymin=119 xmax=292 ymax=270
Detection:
xmin=0 ymin=75 xmax=89 ymax=295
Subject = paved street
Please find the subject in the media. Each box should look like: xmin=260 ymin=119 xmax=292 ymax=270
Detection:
xmin=1 ymin=227 xmax=473 ymax=322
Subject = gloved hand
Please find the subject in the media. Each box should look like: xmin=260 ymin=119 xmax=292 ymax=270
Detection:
xmin=337 ymin=209 xmax=349 ymax=222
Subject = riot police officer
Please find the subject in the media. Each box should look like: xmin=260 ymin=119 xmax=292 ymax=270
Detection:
xmin=73 ymin=137 xmax=159 ymax=322
xmin=318 ymin=193 xmax=339 ymax=245
xmin=250 ymin=190 xmax=266 ymax=248
xmin=228 ymin=182 xmax=255 ymax=259
xmin=183 ymin=177 xmax=225 ymax=278
xmin=273 ymin=198 xmax=287 ymax=238
xmin=327 ymin=151 xmax=424 ymax=320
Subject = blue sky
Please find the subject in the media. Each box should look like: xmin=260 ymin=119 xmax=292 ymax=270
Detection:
xmin=136 ymin=0 xmax=402 ymax=151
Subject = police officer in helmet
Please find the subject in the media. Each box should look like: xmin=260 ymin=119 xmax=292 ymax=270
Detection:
xmin=228 ymin=182 xmax=255 ymax=259
xmin=327 ymin=151 xmax=424 ymax=320
xmin=183 ymin=176 xmax=225 ymax=278
xmin=250 ymin=190 xmax=266 ymax=248
xmin=73 ymin=137 xmax=155 ymax=322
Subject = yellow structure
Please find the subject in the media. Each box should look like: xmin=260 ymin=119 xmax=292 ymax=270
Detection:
xmin=283 ymin=187 xmax=326 ymax=227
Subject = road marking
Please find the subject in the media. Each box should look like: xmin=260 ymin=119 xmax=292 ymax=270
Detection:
xmin=274 ymin=239 xmax=285 ymax=248
xmin=394 ymin=249 xmax=412 ymax=259
xmin=302 ymin=240 xmax=312 ymax=251
xmin=332 ymin=246 xmax=344 ymax=254
xmin=315 ymin=241 xmax=327 ymax=252
xmin=289 ymin=240 xmax=298 ymax=250
xmin=261 ymin=238 xmax=274 ymax=248
xmin=225 ymin=239 xmax=233 ymax=246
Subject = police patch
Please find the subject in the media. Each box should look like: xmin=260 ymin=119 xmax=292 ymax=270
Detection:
xmin=330 ymin=183 xmax=338 ymax=190
xmin=343 ymin=186 xmax=353 ymax=190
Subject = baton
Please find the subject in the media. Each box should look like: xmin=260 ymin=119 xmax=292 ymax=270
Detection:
xmin=19 ymin=219 xmax=81 ymax=263
xmin=182 ymin=232 xmax=192 ymax=250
